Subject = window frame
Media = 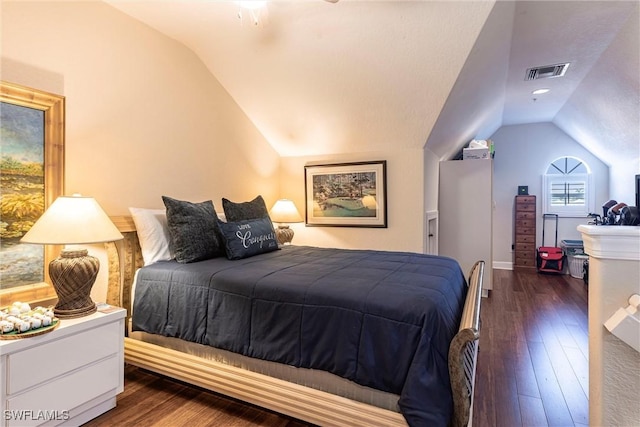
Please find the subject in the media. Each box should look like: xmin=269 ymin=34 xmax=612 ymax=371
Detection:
xmin=542 ymin=157 xmax=594 ymax=218
xmin=0 ymin=81 xmax=65 ymax=305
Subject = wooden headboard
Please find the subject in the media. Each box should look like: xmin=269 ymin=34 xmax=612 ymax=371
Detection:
xmin=107 ymin=216 xmax=143 ymax=323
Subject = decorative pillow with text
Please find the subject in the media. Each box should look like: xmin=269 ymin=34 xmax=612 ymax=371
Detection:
xmin=218 ymin=216 xmax=279 ymax=260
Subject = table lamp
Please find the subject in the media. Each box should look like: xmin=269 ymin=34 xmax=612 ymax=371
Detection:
xmin=21 ymin=194 xmax=123 ymax=318
xmin=269 ymin=199 xmax=303 ymax=245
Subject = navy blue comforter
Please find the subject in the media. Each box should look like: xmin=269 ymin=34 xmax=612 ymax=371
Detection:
xmin=132 ymin=245 xmax=467 ymax=426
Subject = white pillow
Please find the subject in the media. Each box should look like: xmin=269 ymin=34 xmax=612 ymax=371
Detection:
xmin=129 ymin=207 xmax=174 ymax=265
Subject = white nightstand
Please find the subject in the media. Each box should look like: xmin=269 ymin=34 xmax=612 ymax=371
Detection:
xmin=0 ymin=307 xmax=125 ymax=427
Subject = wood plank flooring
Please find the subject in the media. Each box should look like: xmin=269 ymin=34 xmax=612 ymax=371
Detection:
xmin=473 ymin=269 xmax=588 ymax=427
xmin=83 ymin=364 xmax=309 ymax=427
xmin=83 ymin=268 xmax=588 ymax=427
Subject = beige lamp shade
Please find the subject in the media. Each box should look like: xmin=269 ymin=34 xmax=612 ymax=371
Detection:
xmin=21 ymin=195 xmax=122 ymax=319
xmin=21 ymin=195 xmax=123 ymax=245
xmin=269 ymin=199 xmax=303 ymax=224
xmin=269 ymin=199 xmax=302 ymax=245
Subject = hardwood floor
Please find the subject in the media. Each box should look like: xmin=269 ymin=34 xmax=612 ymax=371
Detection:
xmin=83 ymin=268 xmax=588 ymax=427
xmin=473 ymin=269 xmax=589 ymax=427
xmin=83 ymin=364 xmax=309 ymax=427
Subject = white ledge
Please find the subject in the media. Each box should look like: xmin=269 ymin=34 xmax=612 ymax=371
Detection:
xmin=577 ymin=225 xmax=640 ymax=261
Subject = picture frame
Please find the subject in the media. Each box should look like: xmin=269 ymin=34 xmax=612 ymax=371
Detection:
xmin=305 ymin=161 xmax=387 ymax=227
xmin=0 ymin=81 xmax=65 ymax=303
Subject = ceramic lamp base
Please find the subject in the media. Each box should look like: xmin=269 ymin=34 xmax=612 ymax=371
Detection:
xmin=49 ymin=249 xmax=98 ymax=318
xmin=275 ymin=225 xmax=294 ymax=245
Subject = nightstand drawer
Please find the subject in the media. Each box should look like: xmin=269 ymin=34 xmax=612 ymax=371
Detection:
xmin=7 ymin=322 xmax=120 ymax=395
xmin=5 ymin=356 xmax=119 ymax=427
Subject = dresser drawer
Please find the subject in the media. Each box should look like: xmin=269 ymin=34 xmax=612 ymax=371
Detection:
xmin=515 ymin=242 xmax=536 ymax=252
xmin=515 ymin=257 xmax=536 ymax=267
xmin=516 ymin=227 xmax=535 ymax=236
xmin=516 ymin=196 xmax=536 ymax=205
xmin=6 ymin=356 xmax=119 ymax=427
xmin=516 ymin=211 xmax=535 ymax=220
xmin=516 ymin=203 xmax=535 ymax=212
xmin=7 ymin=322 xmax=120 ymax=395
xmin=515 ymin=249 xmax=536 ymax=259
xmin=516 ymin=234 xmax=536 ymax=243
xmin=515 ymin=219 xmax=535 ymax=228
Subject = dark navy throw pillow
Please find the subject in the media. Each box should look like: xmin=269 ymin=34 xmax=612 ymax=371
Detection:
xmin=162 ymin=196 xmax=225 ymax=263
xmin=222 ymin=195 xmax=269 ymax=222
xmin=218 ymin=216 xmax=279 ymax=260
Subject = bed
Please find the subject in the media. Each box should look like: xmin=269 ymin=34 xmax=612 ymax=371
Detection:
xmin=105 ymin=206 xmax=484 ymax=427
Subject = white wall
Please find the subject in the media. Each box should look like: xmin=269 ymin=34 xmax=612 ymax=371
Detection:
xmin=279 ymin=149 xmax=425 ymax=253
xmin=1 ymin=1 xmax=280 ymax=215
xmin=491 ymin=123 xmax=609 ymax=268
xmin=1 ymin=1 xmax=280 ymax=301
xmin=554 ymin=4 xmax=640 ymax=204
xmin=424 ymin=0 xmax=512 ymax=160
xmin=423 ymin=147 xmax=440 ymax=213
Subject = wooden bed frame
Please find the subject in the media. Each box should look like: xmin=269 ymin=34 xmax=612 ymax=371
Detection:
xmin=106 ymin=216 xmax=484 ymax=427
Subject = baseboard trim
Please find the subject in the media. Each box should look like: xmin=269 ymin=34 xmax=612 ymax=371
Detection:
xmin=493 ymin=261 xmax=513 ymax=270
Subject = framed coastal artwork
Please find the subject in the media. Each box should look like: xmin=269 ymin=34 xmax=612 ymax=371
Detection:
xmin=0 ymin=81 xmax=65 ymax=303
xmin=305 ymin=161 xmax=387 ymax=227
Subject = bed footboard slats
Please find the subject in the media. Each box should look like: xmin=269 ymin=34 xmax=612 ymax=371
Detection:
xmin=124 ymin=337 xmax=407 ymax=427
xmin=448 ymin=260 xmax=484 ymax=427
xmin=462 ymin=339 xmax=479 ymax=397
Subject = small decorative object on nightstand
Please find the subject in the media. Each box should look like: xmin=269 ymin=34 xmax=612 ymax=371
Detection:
xmin=269 ymin=199 xmax=303 ymax=245
xmin=20 ymin=194 xmax=123 ymax=319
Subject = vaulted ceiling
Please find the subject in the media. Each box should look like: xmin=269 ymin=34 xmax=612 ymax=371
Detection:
xmin=106 ymin=1 xmax=639 ymax=168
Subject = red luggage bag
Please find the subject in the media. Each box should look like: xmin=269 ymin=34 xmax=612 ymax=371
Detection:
xmin=537 ymin=214 xmax=565 ymax=274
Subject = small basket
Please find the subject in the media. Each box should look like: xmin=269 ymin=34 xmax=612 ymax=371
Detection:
xmin=568 ymin=254 xmax=589 ymax=279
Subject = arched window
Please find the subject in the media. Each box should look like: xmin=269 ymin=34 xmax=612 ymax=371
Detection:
xmin=542 ymin=156 xmax=594 ymax=217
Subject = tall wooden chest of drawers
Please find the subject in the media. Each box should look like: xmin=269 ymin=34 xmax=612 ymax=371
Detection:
xmin=514 ymin=195 xmax=536 ymax=269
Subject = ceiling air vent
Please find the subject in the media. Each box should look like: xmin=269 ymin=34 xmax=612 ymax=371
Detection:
xmin=525 ymin=63 xmax=570 ymax=81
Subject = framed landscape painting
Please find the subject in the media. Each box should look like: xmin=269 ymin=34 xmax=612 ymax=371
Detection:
xmin=305 ymin=161 xmax=387 ymax=227
xmin=0 ymin=81 xmax=65 ymax=303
